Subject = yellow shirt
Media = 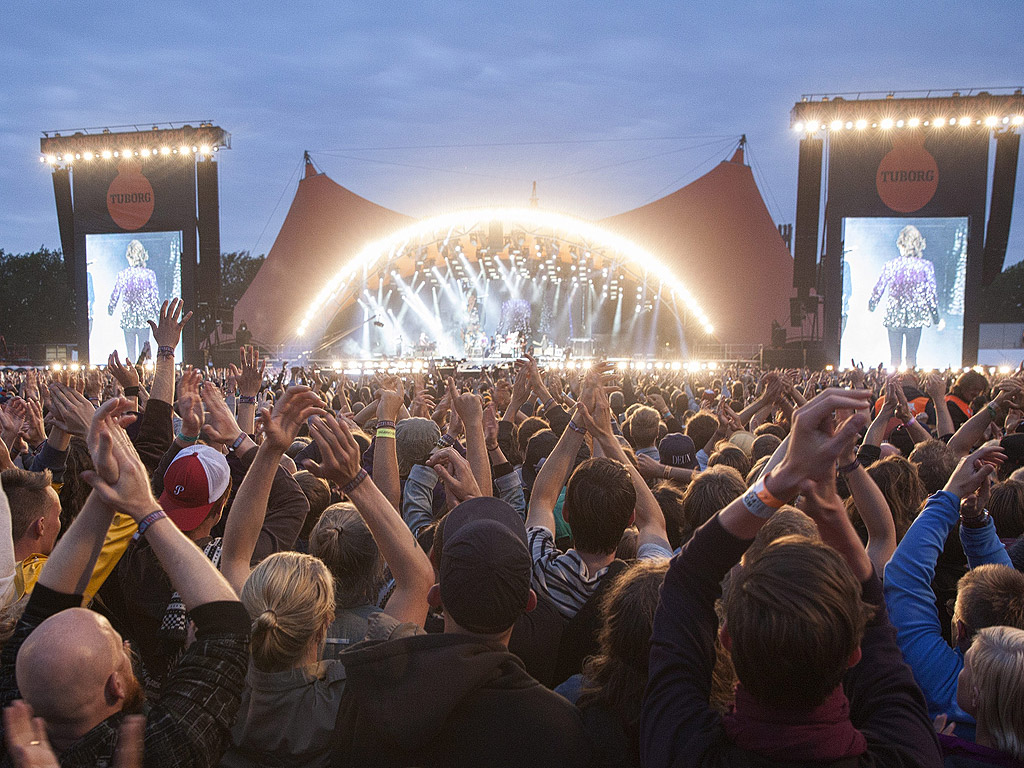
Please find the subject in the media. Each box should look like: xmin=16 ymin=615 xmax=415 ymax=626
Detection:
xmin=15 ymin=513 xmax=139 ymax=601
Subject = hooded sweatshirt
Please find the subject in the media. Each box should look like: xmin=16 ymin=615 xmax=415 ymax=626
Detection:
xmin=332 ymin=631 xmax=590 ymax=767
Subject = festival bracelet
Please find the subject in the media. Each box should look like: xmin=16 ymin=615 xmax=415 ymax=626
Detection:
xmin=838 ymin=458 xmax=862 ymax=475
xmin=156 ymin=345 xmax=175 ymax=360
xmin=229 ymin=432 xmax=247 ymax=452
xmin=134 ymin=509 xmax=168 ymax=540
xmin=342 ymin=468 xmax=369 ymax=495
xmin=567 ymin=420 xmax=587 ymax=435
xmin=176 ymin=432 xmax=199 ymax=444
xmin=237 ymin=395 xmax=257 ymax=405
xmin=375 ymin=427 xmax=396 ymax=440
xmin=376 ymin=419 xmax=396 ymax=429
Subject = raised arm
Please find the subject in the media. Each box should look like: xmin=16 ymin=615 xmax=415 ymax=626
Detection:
xmin=947 ymin=378 xmax=1022 ymax=459
xmin=146 ymin=299 xmax=192 ymax=405
xmin=525 ymin=408 xmax=586 ymax=534
xmin=449 ymin=377 xmax=491 ymax=497
xmin=925 ymin=372 xmax=955 ymax=439
xmin=234 ymin=346 xmax=265 ymax=436
xmin=839 ymin=438 xmax=896 ymax=574
xmin=220 ymin=386 xmax=325 ymax=594
xmin=371 ymin=378 xmax=403 ymax=511
xmin=306 ymin=414 xmax=434 ymax=627
xmin=577 ymin=366 xmax=669 ymax=550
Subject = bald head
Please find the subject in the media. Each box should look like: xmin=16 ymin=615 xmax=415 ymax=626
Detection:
xmin=17 ymin=608 xmax=135 ymax=727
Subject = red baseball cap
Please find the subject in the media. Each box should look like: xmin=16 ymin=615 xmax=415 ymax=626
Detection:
xmin=158 ymin=444 xmax=231 ymax=532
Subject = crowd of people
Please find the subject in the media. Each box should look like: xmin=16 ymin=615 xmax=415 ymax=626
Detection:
xmin=0 ymin=298 xmax=1023 ymax=766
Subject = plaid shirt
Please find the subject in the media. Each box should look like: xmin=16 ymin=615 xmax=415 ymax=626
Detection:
xmin=0 ymin=585 xmax=249 ymax=768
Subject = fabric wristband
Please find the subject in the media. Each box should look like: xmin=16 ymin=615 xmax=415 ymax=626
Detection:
xmin=156 ymin=345 xmax=175 ymax=359
xmin=376 ymin=427 xmax=396 ymax=440
xmin=134 ymin=510 xmax=167 ymax=540
xmin=987 ymin=403 xmax=999 ymax=421
xmin=342 ymin=468 xmax=368 ymax=495
xmin=124 ymin=386 xmax=140 ymax=397
xmin=838 ymin=458 xmax=861 ymax=475
xmin=237 ymin=395 xmax=257 ymax=405
xmin=543 ymin=397 xmax=556 ymax=411
xmin=376 ymin=419 xmax=396 ymax=429
xmin=176 ymin=432 xmax=199 ymax=443
xmin=567 ymin=420 xmax=586 ymax=435
xmin=229 ymin=432 xmax=247 ymax=452
xmin=438 ymin=434 xmax=456 ymax=449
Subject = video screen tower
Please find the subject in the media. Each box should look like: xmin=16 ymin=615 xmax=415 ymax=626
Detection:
xmin=41 ymin=122 xmax=229 ymax=365
xmin=789 ymin=89 xmax=1022 ymax=368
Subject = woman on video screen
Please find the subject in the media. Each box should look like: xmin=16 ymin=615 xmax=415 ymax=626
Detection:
xmin=107 ymin=239 xmax=160 ymax=359
xmin=868 ymin=224 xmax=942 ymax=369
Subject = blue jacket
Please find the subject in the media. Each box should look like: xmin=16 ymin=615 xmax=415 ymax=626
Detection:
xmin=883 ymin=491 xmax=1012 ymax=741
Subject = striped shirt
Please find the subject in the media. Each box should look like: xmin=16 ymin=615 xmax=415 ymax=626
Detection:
xmin=528 ymin=526 xmax=611 ymax=619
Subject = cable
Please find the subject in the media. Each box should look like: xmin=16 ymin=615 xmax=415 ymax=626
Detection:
xmin=312 ymin=153 xmax=512 ymax=181
xmin=247 ymin=155 xmax=304 ymax=257
xmin=745 ymin=141 xmax=785 ymax=223
xmin=310 ymin=135 xmax=736 ymax=153
xmin=638 ymin=137 xmax=739 ymax=204
xmin=537 ymin=137 xmax=740 ymax=183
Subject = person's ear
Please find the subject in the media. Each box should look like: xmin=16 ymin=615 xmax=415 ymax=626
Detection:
xmin=847 ymin=645 xmax=862 ymax=668
xmin=718 ymin=622 xmax=732 ymax=652
xmin=956 ymin=620 xmax=971 ymax=652
xmin=524 ymin=589 xmax=537 ymax=614
xmin=427 ymin=583 xmax=442 ymax=609
xmin=104 ymin=673 xmax=126 ymax=707
xmin=628 ymin=511 xmax=636 ymax=527
xmin=32 ymin=518 xmax=46 ymax=540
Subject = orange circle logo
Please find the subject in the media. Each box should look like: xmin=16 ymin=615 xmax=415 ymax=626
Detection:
xmin=107 ymin=163 xmax=155 ymax=230
xmin=876 ymin=136 xmax=939 ymax=213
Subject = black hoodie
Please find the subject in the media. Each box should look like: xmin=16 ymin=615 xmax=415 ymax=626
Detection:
xmin=332 ymin=631 xmax=590 ymax=767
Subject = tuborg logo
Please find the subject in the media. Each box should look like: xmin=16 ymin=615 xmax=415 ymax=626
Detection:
xmin=107 ymin=161 xmax=155 ymax=230
xmin=876 ymin=135 xmax=939 ymax=213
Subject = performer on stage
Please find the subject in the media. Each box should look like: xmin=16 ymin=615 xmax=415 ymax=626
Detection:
xmin=107 ymin=239 xmax=160 ymax=360
xmin=868 ymin=224 xmax=942 ymax=368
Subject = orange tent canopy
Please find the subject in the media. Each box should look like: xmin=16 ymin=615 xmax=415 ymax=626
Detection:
xmin=234 ymin=151 xmax=793 ymax=351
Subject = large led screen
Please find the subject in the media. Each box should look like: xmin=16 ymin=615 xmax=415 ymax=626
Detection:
xmin=840 ymin=217 xmax=967 ymax=370
xmin=86 ymin=231 xmax=183 ymax=362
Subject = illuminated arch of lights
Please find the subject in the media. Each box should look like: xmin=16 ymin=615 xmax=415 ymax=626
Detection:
xmin=296 ymin=207 xmax=715 ymax=342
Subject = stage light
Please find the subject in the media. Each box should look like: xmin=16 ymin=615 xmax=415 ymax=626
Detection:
xmin=140 ymin=148 xmax=150 ymax=157
xmin=101 ymin=149 xmax=112 ymax=159
xmin=880 ymin=118 xmax=894 ymax=130
xmin=908 ymin=117 xmax=920 ymax=128
xmin=805 ymin=120 xmax=819 ymax=133
xmin=62 ymin=154 xmax=73 ymax=164
xmin=1003 ymin=117 xmax=1010 ymax=125
xmin=830 ymin=119 xmax=843 ymax=132
xmin=616 ymin=361 xmax=628 ymax=370
xmin=825 ymin=364 xmax=834 ymax=371
xmin=983 ymin=115 xmax=998 ymax=128
xmin=671 ymin=362 xmax=682 ymax=371
xmin=704 ymin=324 xmax=714 ymax=334
xmin=896 ymin=119 xmax=904 ymax=128
xmin=122 ymin=148 xmax=133 ymax=157
xmin=707 ymin=361 xmax=718 ymax=370
xmin=1000 ymin=366 xmax=1012 ymax=374
xmin=855 ymin=119 xmax=867 ymax=130
xmin=69 ymin=363 xmax=80 ymax=372
xmin=45 ymin=154 xmax=56 ymax=164
xmin=845 ymin=121 xmax=853 ymax=130
xmin=934 ymin=117 xmax=946 ymax=127
xmin=83 ymin=151 xmax=94 ymax=161
xmin=161 ymin=146 xmax=171 ymax=155
xmin=199 ymin=145 xmax=211 ymax=155
xmin=1013 ymin=116 xmax=1024 ymax=126
xmin=793 ymin=122 xmax=804 ymax=133
xmin=959 ymin=116 xmax=972 ymax=126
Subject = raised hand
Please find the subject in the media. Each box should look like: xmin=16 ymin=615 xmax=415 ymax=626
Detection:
xmin=377 ymin=379 xmax=404 ymax=423
xmin=199 ymin=383 xmax=242 ymax=445
xmin=924 ymin=371 xmax=946 ymax=401
xmin=449 ymin=376 xmax=483 ymax=427
xmin=305 ymin=413 xmax=364 ymax=487
xmin=944 ymin=444 xmax=1006 ymax=500
xmin=47 ymin=382 xmax=97 ymax=437
xmin=483 ymin=402 xmax=499 ymax=450
xmin=410 ymin=389 xmax=435 ymax=419
xmin=108 ymin=350 xmax=141 ymax=389
xmin=770 ymin=387 xmax=873 ymax=496
xmin=256 ymin=385 xmax=325 ymax=453
xmin=426 ymin=446 xmax=482 ymax=504
xmin=3 ymin=700 xmax=60 ymax=768
xmin=236 ymin=345 xmax=266 ymax=398
xmin=510 ymin=362 xmax=531 ymax=406
xmin=82 ymin=398 xmax=156 ymax=521
xmin=147 ymin=298 xmax=193 ymax=350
